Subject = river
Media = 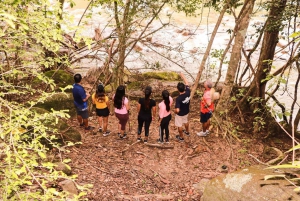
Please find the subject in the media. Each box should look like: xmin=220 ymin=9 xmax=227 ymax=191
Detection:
xmin=66 ymin=0 xmax=299 ymax=130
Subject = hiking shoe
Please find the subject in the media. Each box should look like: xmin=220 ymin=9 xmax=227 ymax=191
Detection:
xmin=119 ymin=134 xmax=127 ymax=139
xmin=165 ymin=139 xmax=170 ymax=144
xmin=137 ymin=137 xmax=142 ymax=142
xmin=144 ymin=139 xmax=148 ymax=143
xmin=103 ymin=131 xmax=111 ymax=137
xmin=157 ymin=139 xmax=163 ymax=144
xmin=98 ymin=127 xmax=103 ymax=132
xmin=176 ymin=135 xmax=184 ymax=142
xmin=183 ymin=130 xmax=190 ymax=136
xmin=197 ymin=131 xmax=207 ymax=137
xmin=85 ymin=126 xmax=95 ymax=131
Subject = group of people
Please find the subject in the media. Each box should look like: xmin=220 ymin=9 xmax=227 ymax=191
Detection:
xmin=72 ymin=72 xmax=215 ymax=143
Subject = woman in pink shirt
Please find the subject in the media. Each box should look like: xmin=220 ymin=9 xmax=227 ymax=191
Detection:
xmin=113 ymin=85 xmax=130 ymax=139
xmin=158 ymin=90 xmax=173 ymax=143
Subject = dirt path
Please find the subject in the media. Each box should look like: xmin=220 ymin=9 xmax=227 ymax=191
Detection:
xmin=63 ymin=97 xmax=273 ymax=201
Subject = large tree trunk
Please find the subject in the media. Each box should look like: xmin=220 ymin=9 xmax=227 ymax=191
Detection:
xmin=190 ymin=3 xmax=228 ymax=100
xmin=216 ymin=0 xmax=255 ymax=111
xmin=240 ymin=0 xmax=287 ymax=106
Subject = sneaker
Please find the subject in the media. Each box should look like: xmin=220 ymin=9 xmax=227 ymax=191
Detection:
xmin=144 ymin=139 xmax=148 ymax=143
xmin=124 ymin=133 xmax=127 ymax=138
xmin=119 ymin=134 xmax=127 ymax=139
xmin=103 ymin=131 xmax=111 ymax=137
xmin=197 ymin=131 xmax=207 ymax=137
xmin=183 ymin=130 xmax=190 ymax=136
xmin=137 ymin=137 xmax=142 ymax=142
xmin=85 ymin=126 xmax=95 ymax=131
xmin=206 ymin=130 xmax=210 ymax=135
xmin=176 ymin=135 xmax=184 ymax=142
xmin=98 ymin=127 xmax=103 ymax=132
xmin=157 ymin=139 xmax=163 ymax=144
xmin=79 ymin=123 xmax=84 ymax=127
xmin=165 ymin=139 xmax=170 ymax=144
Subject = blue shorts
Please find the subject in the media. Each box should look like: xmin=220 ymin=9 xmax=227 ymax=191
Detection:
xmin=200 ymin=112 xmax=212 ymax=123
xmin=76 ymin=107 xmax=89 ymax=119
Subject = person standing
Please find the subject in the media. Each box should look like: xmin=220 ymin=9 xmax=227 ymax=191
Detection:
xmin=113 ymin=85 xmax=130 ymax=139
xmin=157 ymin=90 xmax=173 ymax=143
xmin=137 ymin=86 xmax=156 ymax=143
xmin=92 ymin=84 xmax=110 ymax=136
xmin=174 ymin=72 xmax=190 ymax=142
xmin=197 ymin=80 xmax=214 ymax=137
xmin=72 ymin=73 xmax=94 ymax=131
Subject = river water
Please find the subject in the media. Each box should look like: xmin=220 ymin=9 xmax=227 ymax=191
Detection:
xmin=65 ymin=0 xmax=299 ymax=130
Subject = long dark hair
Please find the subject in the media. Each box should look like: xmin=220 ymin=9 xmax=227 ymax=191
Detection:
xmin=162 ymin=90 xmax=170 ymax=112
xmin=114 ymin=85 xmax=125 ymax=109
xmin=96 ymin=84 xmax=105 ymax=102
xmin=144 ymin=86 xmax=152 ymax=109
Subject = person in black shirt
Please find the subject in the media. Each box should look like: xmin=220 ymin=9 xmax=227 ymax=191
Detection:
xmin=137 ymin=86 xmax=156 ymax=143
xmin=174 ymin=72 xmax=190 ymax=142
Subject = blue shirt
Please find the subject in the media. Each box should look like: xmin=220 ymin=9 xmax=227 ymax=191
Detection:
xmin=72 ymin=83 xmax=87 ymax=110
xmin=175 ymin=86 xmax=190 ymax=116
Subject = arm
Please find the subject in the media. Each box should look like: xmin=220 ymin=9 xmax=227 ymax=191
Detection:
xmin=179 ymin=72 xmax=189 ymax=86
xmin=125 ymin=98 xmax=130 ymax=111
xmin=83 ymin=93 xmax=90 ymax=102
xmin=106 ymin=96 xmax=110 ymax=109
xmin=137 ymin=103 xmax=141 ymax=113
xmin=174 ymin=108 xmax=180 ymax=114
xmin=152 ymin=106 xmax=156 ymax=118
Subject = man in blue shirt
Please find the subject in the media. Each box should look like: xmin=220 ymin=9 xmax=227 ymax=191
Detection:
xmin=174 ymin=72 xmax=190 ymax=142
xmin=72 ymin=74 xmax=94 ymax=130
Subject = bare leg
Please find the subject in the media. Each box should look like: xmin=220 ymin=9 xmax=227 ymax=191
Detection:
xmin=103 ymin=117 xmax=108 ymax=132
xmin=97 ymin=116 xmax=103 ymax=130
xmin=178 ymin=127 xmax=184 ymax=138
xmin=77 ymin=115 xmax=83 ymax=125
xmin=184 ymin=122 xmax=189 ymax=133
xmin=83 ymin=118 xmax=88 ymax=128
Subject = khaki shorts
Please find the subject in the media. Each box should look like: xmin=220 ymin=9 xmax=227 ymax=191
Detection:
xmin=175 ymin=114 xmax=188 ymax=127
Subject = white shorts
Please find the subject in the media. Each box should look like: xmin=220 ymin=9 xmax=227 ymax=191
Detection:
xmin=175 ymin=114 xmax=188 ymax=127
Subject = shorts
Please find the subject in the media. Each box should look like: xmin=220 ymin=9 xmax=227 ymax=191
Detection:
xmin=175 ymin=114 xmax=188 ymax=127
xmin=200 ymin=112 xmax=212 ymax=123
xmin=115 ymin=112 xmax=129 ymax=130
xmin=96 ymin=107 xmax=109 ymax=117
xmin=76 ymin=109 xmax=89 ymax=119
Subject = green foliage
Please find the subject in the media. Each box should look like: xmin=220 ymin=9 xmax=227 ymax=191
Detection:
xmin=142 ymin=71 xmax=181 ymax=80
xmin=0 ymin=1 xmax=89 ymax=199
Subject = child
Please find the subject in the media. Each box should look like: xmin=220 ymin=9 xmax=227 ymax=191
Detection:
xmin=137 ymin=86 xmax=156 ymax=143
xmin=92 ymin=84 xmax=110 ymax=136
xmin=158 ymin=90 xmax=173 ymax=143
xmin=113 ymin=85 xmax=130 ymax=139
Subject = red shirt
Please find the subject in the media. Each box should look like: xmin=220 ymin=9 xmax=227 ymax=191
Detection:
xmin=200 ymin=89 xmax=214 ymax=113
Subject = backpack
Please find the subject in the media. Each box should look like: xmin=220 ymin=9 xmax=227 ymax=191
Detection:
xmin=210 ymin=88 xmax=220 ymax=101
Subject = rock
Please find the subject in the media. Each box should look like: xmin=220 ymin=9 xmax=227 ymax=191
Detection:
xmin=59 ymin=179 xmax=78 ymax=195
xmin=54 ymin=162 xmax=72 ymax=175
xmin=35 ymin=92 xmax=76 ymax=116
xmin=201 ymin=165 xmax=300 ymax=201
xmin=31 ymin=107 xmax=82 ymax=143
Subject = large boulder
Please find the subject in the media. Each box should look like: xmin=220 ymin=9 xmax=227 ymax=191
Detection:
xmin=200 ymin=165 xmax=300 ymax=201
xmin=31 ymin=107 xmax=81 ymax=143
xmin=35 ymin=92 xmax=76 ymax=117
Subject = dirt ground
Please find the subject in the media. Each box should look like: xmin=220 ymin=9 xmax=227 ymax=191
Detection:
xmin=62 ymin=90 xmax=294 ymax=201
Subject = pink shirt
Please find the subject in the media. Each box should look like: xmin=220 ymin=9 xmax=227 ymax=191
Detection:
xmin=158 ymin=97 xmax=173 ymax=118
xmin=114 ymin=97 xmax=129 ymax=114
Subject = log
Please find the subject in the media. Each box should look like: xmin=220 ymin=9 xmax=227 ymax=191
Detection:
xmin=145 ymin=143 xmax=174 ymax=149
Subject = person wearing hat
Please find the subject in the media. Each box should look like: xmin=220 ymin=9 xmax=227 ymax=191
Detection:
xmin=137 ymin=86 xmax=156 ymax=143
xmin=197 ymin=79 xmax=214 ymax=137
xmin=72 ymin=73 xmax=94 ymax=131
xmin=92 ymin=84 xmax=110 ymax=136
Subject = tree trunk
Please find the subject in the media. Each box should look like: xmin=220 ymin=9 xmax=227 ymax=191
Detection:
xmin=216 ymin=0 xmax=255 ymax=111
xmin=190 ymin=3 xmax=228 ymax=100
xmin=240 ymin=0 xmax=287 ymax=106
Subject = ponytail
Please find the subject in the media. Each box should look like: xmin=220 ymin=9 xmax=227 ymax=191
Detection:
xmin=144 ymin=86 xmax=152 ymax=109
xmin=162 ymin=90 xmax=170 ymax=112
